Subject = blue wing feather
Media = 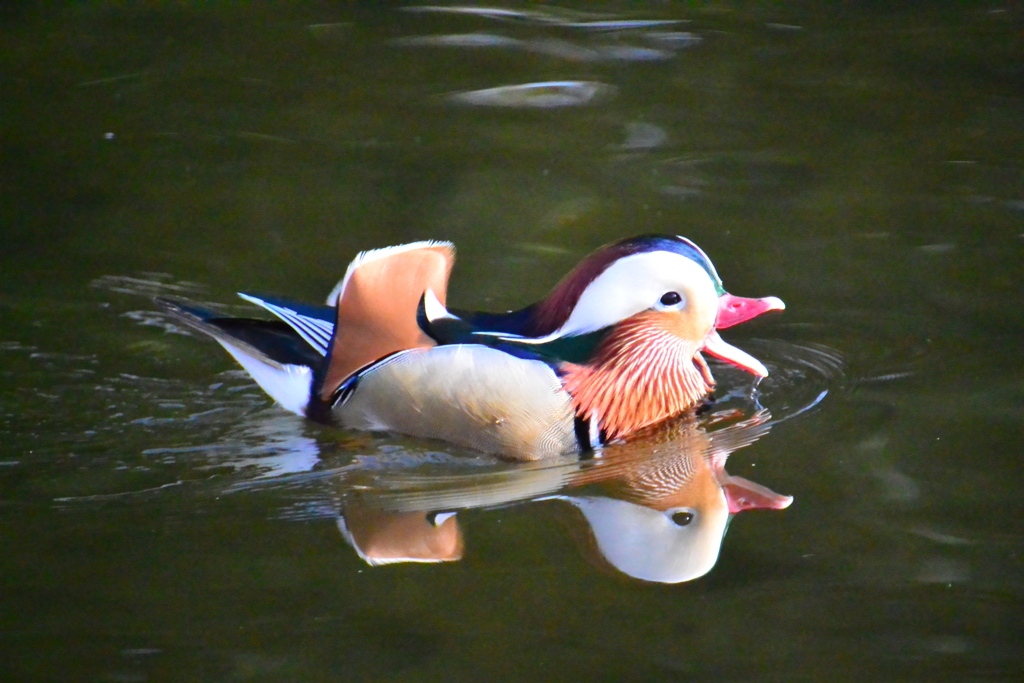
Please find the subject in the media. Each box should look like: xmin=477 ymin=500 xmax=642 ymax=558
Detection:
xmin=238 ymin=293 xmax=334 ymax=357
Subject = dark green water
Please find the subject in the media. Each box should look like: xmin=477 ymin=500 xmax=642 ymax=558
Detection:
xmin=2 ymin=2 xmax=1023 ymax=681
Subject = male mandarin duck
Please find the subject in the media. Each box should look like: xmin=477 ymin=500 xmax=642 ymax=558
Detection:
xmin=159 ymin=234 xmax=784 ymax=460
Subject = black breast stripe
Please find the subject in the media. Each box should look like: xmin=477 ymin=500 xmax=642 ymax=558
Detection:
xmin=574 ymin=415 xmax=595 ymax=457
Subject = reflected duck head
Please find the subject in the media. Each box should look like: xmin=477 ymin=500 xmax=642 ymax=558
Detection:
xmin=561 ymin=414 xmax=792 ymax=583
xmin=561 ymin=474 xmax=791 ymax=583
xmin=561 ymin=495 xmax=730 ymax=583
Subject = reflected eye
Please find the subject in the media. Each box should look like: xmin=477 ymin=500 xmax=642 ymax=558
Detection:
xmin=660 ymin=291 xmax=682 ymax=306
xmin=671 ymin=511 xmax=694 ymax=526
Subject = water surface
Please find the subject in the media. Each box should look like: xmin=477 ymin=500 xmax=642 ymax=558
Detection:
xmin=2 ymin=2 xmax=1022 ymax=681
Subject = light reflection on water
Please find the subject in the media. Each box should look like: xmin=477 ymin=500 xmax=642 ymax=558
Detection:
xmin=331 ymin=411 xmax=792 ymax=584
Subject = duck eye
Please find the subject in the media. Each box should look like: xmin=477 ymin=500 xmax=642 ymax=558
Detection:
xmin=671 ymin=511 xmax=694 ymax=526
xmin=660 ymin=291 xmax=682 ymax=306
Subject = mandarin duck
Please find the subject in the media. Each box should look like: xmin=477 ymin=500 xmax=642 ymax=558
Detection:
xmin=158 ymin=234 xmax=784 ymax=460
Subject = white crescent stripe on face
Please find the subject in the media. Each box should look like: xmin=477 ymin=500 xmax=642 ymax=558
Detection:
xmin=486 ymin=251 xmax=720 ymax=345
xmin=552 ymin=251 xmax=718 ymax=338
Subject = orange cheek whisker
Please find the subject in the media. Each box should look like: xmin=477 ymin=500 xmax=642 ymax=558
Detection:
xmin=561 ymin=314 xmax=714 ymax=441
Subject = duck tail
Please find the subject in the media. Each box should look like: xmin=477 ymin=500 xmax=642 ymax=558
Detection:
xmin=155 ymin=297 xmax=319 ymax=418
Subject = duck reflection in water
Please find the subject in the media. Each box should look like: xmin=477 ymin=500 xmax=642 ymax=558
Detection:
xmin=334 ymin=410 xmax=791 ymax=583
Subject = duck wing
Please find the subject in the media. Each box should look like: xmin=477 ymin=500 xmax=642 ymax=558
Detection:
xmin=320 ymin=241 xmax=456 ymax=401
xmin=234 ymin=294 xmax=334 ymax=356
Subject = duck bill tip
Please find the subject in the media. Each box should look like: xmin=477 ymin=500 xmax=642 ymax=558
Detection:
xmin=721 ymin=475 xmax=794 ymax=514
xmin=702 ymin=330 xmax=769 ymax=377
xmin=716 ymin=293 xmax=785 ymax=329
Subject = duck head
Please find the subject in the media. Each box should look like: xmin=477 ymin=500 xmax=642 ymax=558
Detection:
xmin=523 ymin=235 xmax=784 ymax=336
xmin=524 ymin=235 xmax=781 ymax=440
